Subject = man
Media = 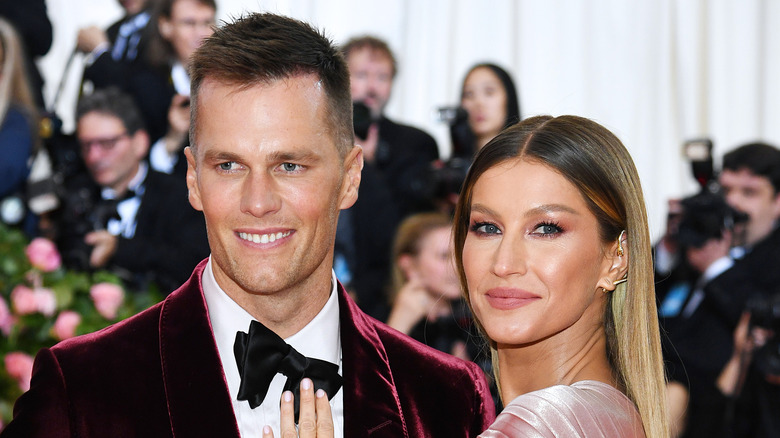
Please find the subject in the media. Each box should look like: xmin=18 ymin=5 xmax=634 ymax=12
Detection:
xmin=78 ymin=0 xmax=153 ymax=94
xmin=342 ymin=36 xmax=439 ymax=217
xmin=51 ymin=87 xmax=208 ymax=293
xmin=2 ymin=14 xmax=495 ymax=437
xmin=670 ymin=143 xmax=780 ymax=438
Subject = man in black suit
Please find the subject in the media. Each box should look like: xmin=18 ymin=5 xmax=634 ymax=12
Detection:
xmin=2 ymin=14 xmax=495 ymax=437
xmin=53 ymin=87 xmax=208 ymax=293
xmin=77 ymin=0 xmax=153 ymax=94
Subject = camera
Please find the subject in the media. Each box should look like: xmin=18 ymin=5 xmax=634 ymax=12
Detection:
xmin=352 ymin=101 xmax=373 ymax=139
xmin=746 ymin=294 xmax=780 ymax=376
xmin=436 ymin=105 xmax=474 ymax=159
xmin=683 ymin=138 xmax=717 ymax=192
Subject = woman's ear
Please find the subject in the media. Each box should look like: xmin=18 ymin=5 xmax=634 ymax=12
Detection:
xmin=597 ymin=232 xmax=629 ymax=292
xmin=398 ymin=254 xmax=416 ymax=280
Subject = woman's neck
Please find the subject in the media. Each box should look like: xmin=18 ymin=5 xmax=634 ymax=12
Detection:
xmin=496 ymin=326 xmax=616 ymax=402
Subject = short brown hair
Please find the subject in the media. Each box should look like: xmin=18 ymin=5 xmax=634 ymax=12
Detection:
xmin=341 ymin=35 xmax=397 ymax=78
xmin=188 ymin=13 xmax=353 ymax=157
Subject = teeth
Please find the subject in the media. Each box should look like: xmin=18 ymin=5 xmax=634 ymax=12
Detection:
xmin=239 ymin=231 xmax=291 ymax=244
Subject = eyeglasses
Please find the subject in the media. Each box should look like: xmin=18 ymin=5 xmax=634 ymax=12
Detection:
xmin=172 ymin=18 xmax=216 ymax=31
xmin=78 ymin=132 xmax=129 ymax=153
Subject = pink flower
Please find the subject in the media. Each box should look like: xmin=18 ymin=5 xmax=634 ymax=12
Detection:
xmin=25 ymin=237 xmax=61 ymax=272
xmin=90 ymin=283 xmax=124 ymax=320
xmin=52 ymin=311 xmax=81 ymax=340
xmin=11 ymin=285 xmax=37 ymax=315
xmin=0 ymin=298 xmax=15 ymax=336
xmin=33 ymin=288 xmax=57 ymax=317
xmin=5 ymin=352 xmax=34 ymax=392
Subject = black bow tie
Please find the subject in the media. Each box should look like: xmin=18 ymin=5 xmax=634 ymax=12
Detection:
xmin=234 ymin=320 xmax=343 ymax=421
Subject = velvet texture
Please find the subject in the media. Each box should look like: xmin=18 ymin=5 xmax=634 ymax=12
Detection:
xmin=2 ymin=259 xmax=494 ymax=437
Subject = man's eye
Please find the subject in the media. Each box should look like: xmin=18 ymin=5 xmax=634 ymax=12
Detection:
xmin=218 ymin=162 xmax=236 ymax=171
xmin=281 ymin=163 xmax=301 ymax=172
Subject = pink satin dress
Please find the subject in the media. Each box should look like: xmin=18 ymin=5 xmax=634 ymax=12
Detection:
xmin=479 ymin=380 xmax=645 ymax=437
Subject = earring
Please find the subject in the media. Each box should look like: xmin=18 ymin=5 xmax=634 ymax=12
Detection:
xmin=616 ymin=230 xmax=626 ymax=257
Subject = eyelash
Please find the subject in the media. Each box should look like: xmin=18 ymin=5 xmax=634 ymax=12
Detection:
xmin=469 ymin=220 xmax=564 ymax=237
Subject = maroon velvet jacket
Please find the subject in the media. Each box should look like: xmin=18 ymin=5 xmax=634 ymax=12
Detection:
xmin=2 ymin=260 xmax=495 ymax=437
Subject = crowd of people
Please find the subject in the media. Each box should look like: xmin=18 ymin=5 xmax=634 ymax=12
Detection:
xmin=0 ymin=2 xmax=778 ymax=437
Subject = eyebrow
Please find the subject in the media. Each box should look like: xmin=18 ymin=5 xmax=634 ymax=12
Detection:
xmin=470 ymin=203 xmax=579 ymax=218
xmin=201 ymin=149 xmax=323 ymax=163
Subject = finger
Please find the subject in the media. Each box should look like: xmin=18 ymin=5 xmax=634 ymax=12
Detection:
xmin=315 ymin=389 xmax=335 ymax=437
xmin=262 ymin=425 xmax=275 ymax=438
xmin=297 ymin=378 xmax=317 ymax=437
xmin=279 ymin=391 xmax=296 ymax=437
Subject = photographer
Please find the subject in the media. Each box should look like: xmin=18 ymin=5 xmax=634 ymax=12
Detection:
xmin=716 ymin=305 xmax=780 ymax=437
xmin=51 ymin=87 xmax=208 ymax=293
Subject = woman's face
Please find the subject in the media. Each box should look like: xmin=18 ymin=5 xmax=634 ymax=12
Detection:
xmin=410 ymin=227 xmax=462 ymax=301
xmin=461 ymin=67 xmax=508 ymax=143
xmin=462 ymin=159 xmax=616 ymax=348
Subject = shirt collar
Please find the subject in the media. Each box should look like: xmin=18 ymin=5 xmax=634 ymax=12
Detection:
xmin=202 ymin=257 xmax=342 ymax=375
xmin=101 ymin=161 xmax=147 ymax=200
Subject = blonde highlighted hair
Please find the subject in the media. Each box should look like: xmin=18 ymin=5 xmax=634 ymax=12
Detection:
xmin=0 ymin=17 xmax=38 ymax=146
xmin=452 ymin=115 xmax=668 ymax=438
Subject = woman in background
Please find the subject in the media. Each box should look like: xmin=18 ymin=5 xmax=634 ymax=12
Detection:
xmin=453 ymin=115 xmax=668 ymax=437
xmin=455 ymin=63 xmax=520 ymax=157
xmin=0 ymin=18 xmax=40 ymax=236
xmin=386 ymin=212 xmax=472 ymax=358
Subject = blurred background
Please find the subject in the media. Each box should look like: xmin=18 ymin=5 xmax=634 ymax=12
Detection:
xmin=37 ymin=0 xmax=780 ymax=238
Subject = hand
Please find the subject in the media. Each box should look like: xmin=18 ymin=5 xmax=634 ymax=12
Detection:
xmin=84 ymin=230 xmax=118 ymax=268
xmin=262 ymin=378 xmax=334 ymax=438
xmin=77 ymin=26 xmax=109 ymax=53
xmin=355 ymin=123 xmax=379 ymax=163
xmin=386 ymin=276 xmax=432 ymax=334
xmin=164 ymin=94 xmax=191 ymax=154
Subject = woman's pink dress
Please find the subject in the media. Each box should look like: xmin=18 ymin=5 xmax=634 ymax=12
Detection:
xmin=479 ymin=380 xmax=645 ymax=437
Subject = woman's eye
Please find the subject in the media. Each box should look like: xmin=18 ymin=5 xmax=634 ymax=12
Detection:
xmin=533 ymin=223 xmax=562 ymax=235
xmin=471 ymin=222 xmax=501 ymax=235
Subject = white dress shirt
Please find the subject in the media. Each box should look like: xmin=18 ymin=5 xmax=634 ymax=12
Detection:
xmin=102 ymin=161 xmax=146 ymax=238
xmin=202 ymin=258 xmax=344 ymax=437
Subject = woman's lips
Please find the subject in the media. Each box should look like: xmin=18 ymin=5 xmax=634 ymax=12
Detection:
xmin=484 ymin=288 xmax=540 ymax=310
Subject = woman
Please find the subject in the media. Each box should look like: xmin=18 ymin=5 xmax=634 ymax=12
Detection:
xmin=453 ymin=115 xmax=668 ymax=437
xmin=386 ymin=212 xmax=472 ymax=359
xmin=456 ymin=63 xmax=520 ymax=157
xmin=0 ymin=18 xmax=40 ymax=235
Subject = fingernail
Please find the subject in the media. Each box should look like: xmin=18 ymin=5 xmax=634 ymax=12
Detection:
xmin=263 ymin=425 xmax=272 ymax=435
xmin=302 ymin=378 xmax=312 ymax=390
xmin=283 ymin=390 xmax=293 ymax=402
xmin=316 ymin=389 xmax=326 ymax=398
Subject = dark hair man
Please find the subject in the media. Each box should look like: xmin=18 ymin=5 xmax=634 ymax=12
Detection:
xmin=52 ymin=87 xmax=208 ymax=293
xmin=2 ymin=13 xmax=495 ymax=438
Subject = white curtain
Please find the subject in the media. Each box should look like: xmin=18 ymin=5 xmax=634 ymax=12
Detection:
xmin=39 ymin=0 xmax=780 ymax=238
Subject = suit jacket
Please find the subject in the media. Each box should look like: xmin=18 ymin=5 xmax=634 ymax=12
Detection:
xmin=3 ymin=260 xmax=495 ymax=437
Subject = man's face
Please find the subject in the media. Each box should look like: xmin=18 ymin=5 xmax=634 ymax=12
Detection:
xmin=186 ymin=75 xmax=362 ymax=300
xmin=347 ymin=47 xmax=394 ymax=118
xmin=719 ymin=168 xmax=780 ymax=246
xmin=159 ymin=0 xmax=216 ymax=66
xmin=77 ymin=112 xmax=147 ymax=192
xmin=119 ymin=0 xmax=146 ymax=16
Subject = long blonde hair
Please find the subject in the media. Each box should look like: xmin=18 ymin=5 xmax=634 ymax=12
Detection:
xmin=453 ymin=115 xmax=669 ymax=438
xmin=0 ymin=18 xmax=39 ymax=149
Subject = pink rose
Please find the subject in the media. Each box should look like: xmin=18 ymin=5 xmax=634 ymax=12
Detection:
xmin=11 ymin=285 xmax=37 ymax=315
xmin=52 ymin=311 xmax=81 ymax=340
xmin=0 ymin=298 xmax=15 ymax=336
xmin=25 ymin=237 xmax=61 ymax=272
xmin=4 ymin=352 xmax=34 ymax=392
xmin=33 ymin=288 xmax=57 ymax=317
xmin=90 ymin=283 xmax=125 ymax=320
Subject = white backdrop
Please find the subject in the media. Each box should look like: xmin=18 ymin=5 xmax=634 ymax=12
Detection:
xmin=38 ymin=0 xmax=780 ymax=239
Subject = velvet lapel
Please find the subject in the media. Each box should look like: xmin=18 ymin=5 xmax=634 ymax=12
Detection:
xmin=338 ymin=284 xmax=409 ymax=437
xmin=158 ymin=260 xmax=241 ymax=437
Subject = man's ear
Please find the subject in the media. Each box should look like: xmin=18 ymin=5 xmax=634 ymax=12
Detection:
xmin=338 ymin=145 xmax=363 ymax=210
xmin=184 ymin=147 xmax=203 ymax=212
xmin=597 ymin=233 xmax=629 ymax=292
xmin=131 ymin=129 xmax=150 ymax=159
